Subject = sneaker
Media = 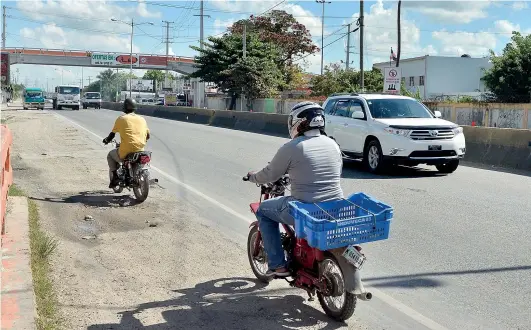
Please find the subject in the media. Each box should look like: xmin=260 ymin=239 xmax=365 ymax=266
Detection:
xmin=266 ymin=268 xmax=291 ymax=278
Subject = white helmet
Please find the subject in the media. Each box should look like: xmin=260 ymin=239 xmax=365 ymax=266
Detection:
xmin=288 ymin=101 xmax=326 ymax=139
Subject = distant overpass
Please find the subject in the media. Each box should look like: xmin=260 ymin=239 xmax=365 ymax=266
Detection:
xmin=1 ymin=47 xmax=197 ymax=75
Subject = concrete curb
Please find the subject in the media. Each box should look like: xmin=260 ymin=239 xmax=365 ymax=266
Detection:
xmin=1 ymin=196 xmax=37 ymax=330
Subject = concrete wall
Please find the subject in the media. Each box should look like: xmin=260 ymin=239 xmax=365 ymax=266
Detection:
xmin=102 ymin=101 xmax=531 ymax=171
xmin=205 ymin=97 xmax=315 ymax=114
xmin=426 ymin=103 xmax=531 ymax=129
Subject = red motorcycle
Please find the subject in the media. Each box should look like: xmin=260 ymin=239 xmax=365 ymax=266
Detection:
xmin=243 ymin=174 xmax=382 ymax=322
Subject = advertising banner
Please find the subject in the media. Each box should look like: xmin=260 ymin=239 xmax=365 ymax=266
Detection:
xmin=91 ymin=53 xmax=140 ymax=67
xmin=127 ymin=79 xmax=154 ymax=92
xmin=139 ymin=55 xmax=168 ymax=68
xmin=1 ymin=52 xmax=10 ymax=84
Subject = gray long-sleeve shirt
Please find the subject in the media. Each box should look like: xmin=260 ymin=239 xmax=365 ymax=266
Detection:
xmin=249 ymin=130 xmax=344 ymax=203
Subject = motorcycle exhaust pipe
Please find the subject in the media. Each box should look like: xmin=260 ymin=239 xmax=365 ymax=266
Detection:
xmin=356 ymin=292 xmax=373 ymax=301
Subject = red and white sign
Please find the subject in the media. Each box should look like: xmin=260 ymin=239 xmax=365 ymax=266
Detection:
xmin=1 ymin=52 xmax=9 ymax=83
xmin=383 ymin=67 xmax=401 ymax=95
xmin=139 ymin=56 xmax=168 ymax=68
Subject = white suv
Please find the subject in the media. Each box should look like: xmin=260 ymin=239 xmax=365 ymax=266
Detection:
xmin=322 ymin=93 xmax=466 ymax=173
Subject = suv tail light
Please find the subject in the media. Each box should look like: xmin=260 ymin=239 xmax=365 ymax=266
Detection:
xmin=140 ymin=155 xmax=151 ymax=164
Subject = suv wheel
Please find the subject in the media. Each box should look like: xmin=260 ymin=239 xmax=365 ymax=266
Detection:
xmin=436 ymin=160 xmax=459 ymax=173
xmin=364 ymin=140 xmax=385 ymax=173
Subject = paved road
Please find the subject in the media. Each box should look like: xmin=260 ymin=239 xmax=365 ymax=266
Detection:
xmin=56 ymin=108 xmax=531 ymax=330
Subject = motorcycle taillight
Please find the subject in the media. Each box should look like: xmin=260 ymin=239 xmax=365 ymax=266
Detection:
xmin=140 ymin=155 xmax=151 ymax=164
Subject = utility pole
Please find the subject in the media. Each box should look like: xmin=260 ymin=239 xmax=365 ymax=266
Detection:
xmin=2 ymin=6 xmax=6 ymax=49
xmin=81 ymin=67 xmax=84 ymax=90
xmin=87 ymin=76 xmax=92 ymax=86
xmin=360 ymin=0 xmax=365 ymax=90
xmin=316 ymin=0 xmax=331 ymax=75
xmin=162 ymin=20 xmax=174 ymax=85
xmin=396 ymin=0 xmax=402 ymax=67
xmin=345 ymin=23 xmax=351 ymax=70
xmin=194 ymin=0 xmax=210 ymax=108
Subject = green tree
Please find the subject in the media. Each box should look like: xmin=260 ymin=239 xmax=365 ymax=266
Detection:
xmin=190 ymin=33 xmax=282 ymax=109
xmin=482 ymin=32 xmax=531 ymax=103
xmin=309 ymin=64 xmax=384 ymax=96
xmin=230 ymin=10 xmax=317 ymax=91
xmin=143 ymin=70 xmax=165 ymax=83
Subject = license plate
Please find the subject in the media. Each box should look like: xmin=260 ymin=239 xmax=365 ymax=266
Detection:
xmin=342 ymin=245 xmax=366 ymax=270
xmin=428 ymin=145 xmax=442 ymax=151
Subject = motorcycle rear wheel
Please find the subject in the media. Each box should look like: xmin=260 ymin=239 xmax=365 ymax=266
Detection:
xmin=247 ymin=226 xmax=272 ymax=283
xmin=317 ymin=255 xmax=357 ymax=322
xmin=133 ymin=171 xmax=150 ymax=202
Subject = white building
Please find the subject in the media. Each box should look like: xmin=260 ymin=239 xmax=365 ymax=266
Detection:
xmin=373 ymin=55 xmax=493 ymax=100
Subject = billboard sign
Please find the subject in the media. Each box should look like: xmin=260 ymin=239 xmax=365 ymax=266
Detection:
xmin=91 ymin=53 xmax=140 ymax=67
xmin=1 ymin=52 xmax=10 ymax=84
xmin=383 ymin=67 xmax=401 ymax=94
xmin=139 ymin=55 xmax=168 ymax=68
xmin=127 ymin=79 xmax=154 ymax=92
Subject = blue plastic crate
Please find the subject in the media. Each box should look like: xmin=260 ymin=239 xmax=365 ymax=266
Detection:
xmin=288 ymin=192 xmax=394 ymax=250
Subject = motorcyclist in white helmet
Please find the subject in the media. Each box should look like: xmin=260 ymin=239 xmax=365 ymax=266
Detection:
xmin=247 ymin=101 xmax=344 ymax=277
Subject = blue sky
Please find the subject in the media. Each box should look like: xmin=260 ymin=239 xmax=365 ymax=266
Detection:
xmin=2 ymin=0 xmax=530 ymax=90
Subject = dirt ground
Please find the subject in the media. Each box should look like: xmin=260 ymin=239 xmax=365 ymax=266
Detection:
xmin=4 ymin=110 xmax=351 ymax=330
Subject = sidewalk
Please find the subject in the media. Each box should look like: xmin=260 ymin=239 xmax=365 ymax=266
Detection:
xmin=1 ymin=196 xmax=36 ymax=330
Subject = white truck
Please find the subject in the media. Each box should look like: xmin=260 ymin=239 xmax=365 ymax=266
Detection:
xmin=82 ymin=92 xmax=102 ymax=109
xmin=53 ymin=85 xmax=81 ymax=110
xmin=322 ymin=93 xmax=466 ymax=174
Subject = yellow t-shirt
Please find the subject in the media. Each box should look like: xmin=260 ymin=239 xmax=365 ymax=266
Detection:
xmin=112 ymin=113 xmax=150 ymax=159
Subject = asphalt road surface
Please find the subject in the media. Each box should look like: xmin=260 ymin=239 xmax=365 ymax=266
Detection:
xmin=55 ymin=108 xmax=531 ymax=330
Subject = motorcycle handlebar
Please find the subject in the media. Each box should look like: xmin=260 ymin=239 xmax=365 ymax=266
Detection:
xmin=242 ymin=175 xmax=250 ymax=182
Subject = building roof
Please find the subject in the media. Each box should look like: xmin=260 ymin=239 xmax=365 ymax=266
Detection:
xmin=372 ymin=55 xmax=489 ymax=68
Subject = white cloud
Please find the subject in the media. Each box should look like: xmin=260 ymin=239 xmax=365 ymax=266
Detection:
xmin=402 ymin=1 xmax=491 ymax=24
xmin=19 ymin=24 xmax=141 ymax=53
xmin=137 ymin=0 xmax=162 ymax=18
xmin=494 ymin=20 xmax=531 ymax=35
xmin=213 ymin=18 xmax=236 ymax=35
xmin=352 ymin=1 xmax=436 ymax=62
xmin=511 ymin=1 xmax=528 ymax=10
xmin=494 ymin=20 xmax=521 ymax=35
xmin=432 ymin=30 xmax=496 ymax=56
xmin=209 ymin=0 xmax=324 ymax=37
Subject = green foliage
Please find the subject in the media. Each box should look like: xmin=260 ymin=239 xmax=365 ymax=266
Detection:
xmin=190 ymin=9 xmax=316 ymax=100
xmin=83 ymin=69 xmax=138 ymax=100
xmin=191 ymin=33 xmax=283 ymax=99
xmin=309 ymin=64 xmax=384 ymax=96
xmin=482 ymin=32 xmax=531 ymax=103
xmin=400 ymin=83 xmax=421 ymax=100
xmin=142 ymin=69 xmax=168 ymax=82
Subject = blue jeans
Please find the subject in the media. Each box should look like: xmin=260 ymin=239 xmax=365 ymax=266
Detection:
xmin=255 ymin=196 xmax=295 ymax=270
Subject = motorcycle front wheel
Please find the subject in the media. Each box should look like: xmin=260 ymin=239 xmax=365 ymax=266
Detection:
xmin=133 ymin=170 xmax=150 ymax=202
xmin=317 ymin=255 xmax=357 ymax=322
xmin=247 ymin=226 xmax=272 ymax=283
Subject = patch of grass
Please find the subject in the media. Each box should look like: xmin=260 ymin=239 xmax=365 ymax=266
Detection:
xmin=9 ymin=185 xmax=61 ymax=329
xmin=8 ymin=184 xmax=25 ymax=197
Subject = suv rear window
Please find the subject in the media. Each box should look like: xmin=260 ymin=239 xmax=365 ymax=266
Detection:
xmin=366 ymin=99 xmax=433 ymax=119
xmin=85 ymin=93 xmax=100 ymax=99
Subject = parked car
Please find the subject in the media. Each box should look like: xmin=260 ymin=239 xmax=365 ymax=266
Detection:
xmin=322 ymin=93 xmax=466 ymax=174
xmin=82 ymin=92 xmax=102 ymax=109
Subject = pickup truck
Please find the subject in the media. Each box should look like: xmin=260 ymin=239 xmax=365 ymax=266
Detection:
xmin=82 ymin=92 xmax=102 ymax=109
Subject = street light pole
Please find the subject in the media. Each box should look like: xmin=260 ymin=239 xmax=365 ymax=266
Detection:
xmin=112 ymin=18 xmax=153 ymax=99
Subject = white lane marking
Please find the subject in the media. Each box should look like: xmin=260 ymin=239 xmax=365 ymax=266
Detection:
xmin=53 ymin=111 xmax=449 ymax=330
xmin=54 ymin=112 xmax=253 ymax=225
